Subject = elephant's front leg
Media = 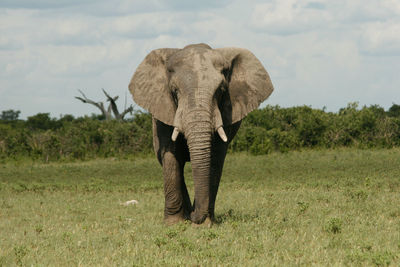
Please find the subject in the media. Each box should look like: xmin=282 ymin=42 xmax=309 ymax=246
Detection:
xmin=209 ymin=142 xmax=228 ymax=221
xmin=162 ymin=151 xmax=191 ymax=225
xmin=209 ymin=122 xmax=241 ymax=221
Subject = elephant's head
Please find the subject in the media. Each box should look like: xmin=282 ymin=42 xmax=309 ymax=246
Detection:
xmin=129 ymin=43 xmax=273 ymax=223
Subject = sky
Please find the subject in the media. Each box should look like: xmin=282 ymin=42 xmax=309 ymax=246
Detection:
xmin=1 ymin=0 xmax=399 ymax=119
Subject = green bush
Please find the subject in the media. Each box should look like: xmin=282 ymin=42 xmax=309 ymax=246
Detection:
xmin=266 ymin=128 xmax=300 ymax=153
xmin=1 ymin=103 xmax=400 ymax=161
xmin=0 ymin=112 xmax=153 ymax=161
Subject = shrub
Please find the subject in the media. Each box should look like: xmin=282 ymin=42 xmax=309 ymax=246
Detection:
xmin=230 ymin=125 xmax=272 ymax=155
xmin=1 ymin=104 xmax=400 ymax=161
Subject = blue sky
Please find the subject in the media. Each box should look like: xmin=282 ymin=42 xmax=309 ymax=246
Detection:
xmin=1 ymin=0 xmax=399 ymax=118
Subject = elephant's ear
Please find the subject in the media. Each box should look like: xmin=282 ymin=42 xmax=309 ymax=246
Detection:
xmin=216 ymin=48 xmax=274 ymax=125
xmin=129 ymin=48 xmax=180 ymax=126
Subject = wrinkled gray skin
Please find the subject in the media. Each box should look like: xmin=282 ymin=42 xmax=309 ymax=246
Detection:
xmin=129 ymin=43 xmax=274 ymax=226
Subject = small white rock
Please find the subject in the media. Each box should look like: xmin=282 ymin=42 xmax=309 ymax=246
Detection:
xmin=121 ymin=199 xmax=139 ymax=206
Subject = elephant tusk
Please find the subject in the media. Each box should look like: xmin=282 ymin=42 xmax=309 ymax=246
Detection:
xmin=171 ymin=127 xmax=180 ymax=141
xmin=217 ymin=127 xmax=228 ymax=142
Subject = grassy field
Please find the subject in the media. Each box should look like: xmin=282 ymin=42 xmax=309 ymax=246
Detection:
xmin=1 ymin=149 xmax=400 ymax=266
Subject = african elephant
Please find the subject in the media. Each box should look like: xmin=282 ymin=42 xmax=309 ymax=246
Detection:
xmin=129 ymin=43 xmax=274 ymax=226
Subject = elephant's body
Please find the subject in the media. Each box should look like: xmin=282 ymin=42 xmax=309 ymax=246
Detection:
xmin=129 ymin=43 xmax=273 ymax=226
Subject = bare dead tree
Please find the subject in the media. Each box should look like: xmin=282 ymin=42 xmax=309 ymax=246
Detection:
xmin=75 ymin=89 xmax=133 ymax=120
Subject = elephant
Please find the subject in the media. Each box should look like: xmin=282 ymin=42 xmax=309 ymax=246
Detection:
xmin=129 ymin=43 xmax=274 ymax=226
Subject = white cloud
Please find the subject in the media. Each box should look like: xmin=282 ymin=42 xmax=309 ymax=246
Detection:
xmin=360 ymin=21 xmax=400 ymax=55
xmin=110 ymin=13 xmax=184 ymax=39
xmin=249 ymin=0 xmax=332 ymax=35
xmin=0 ymin=0 xmax=97 ymax=9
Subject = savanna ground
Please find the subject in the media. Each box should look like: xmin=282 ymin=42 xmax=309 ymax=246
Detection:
xmin=1 ymin=149 xmax=400 ymax=266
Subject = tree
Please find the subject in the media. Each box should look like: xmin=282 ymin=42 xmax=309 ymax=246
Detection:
xmin=388 ymin=103 xmax=400 ymax=117
xmin=26 ymin=113 xmax=58 ymax=130
xmin=75 ymin=89 xmax=133 ymax=120
xmin=1 ymin=109 xmax=21 ymax=121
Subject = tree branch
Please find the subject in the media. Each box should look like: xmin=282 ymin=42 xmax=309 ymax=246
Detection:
xmin=118 ymin=105 xmax=134 ymax=120
xmin=75 ymin=90 xmax=109 ymax=119
xmin=102 ymin=88 xmax=121 ymax=119
xmin=76 ymin=89 xmax=133 ymax=120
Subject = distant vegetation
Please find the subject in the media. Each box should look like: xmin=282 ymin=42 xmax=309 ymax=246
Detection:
xmin=1 ymin=103 xmax=400 ymax=161
xmin=232 ymin=103 xmax=400 ymax=155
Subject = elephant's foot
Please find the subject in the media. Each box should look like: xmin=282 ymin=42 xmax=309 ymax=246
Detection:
xmin=164 ymin=212 xmax=185 ymax=226
xmin=191 ymin=216 xmax=213 ymax=228
xmin=190 ymin=209 xmax=213 ymax=227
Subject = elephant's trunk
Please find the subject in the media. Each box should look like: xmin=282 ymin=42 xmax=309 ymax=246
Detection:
xmin=184 ymin=110 xmax=213 ymax=224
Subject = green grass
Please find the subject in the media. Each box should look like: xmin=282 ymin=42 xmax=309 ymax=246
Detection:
xmin=1 ymin=149 xmax=400 ymax=266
